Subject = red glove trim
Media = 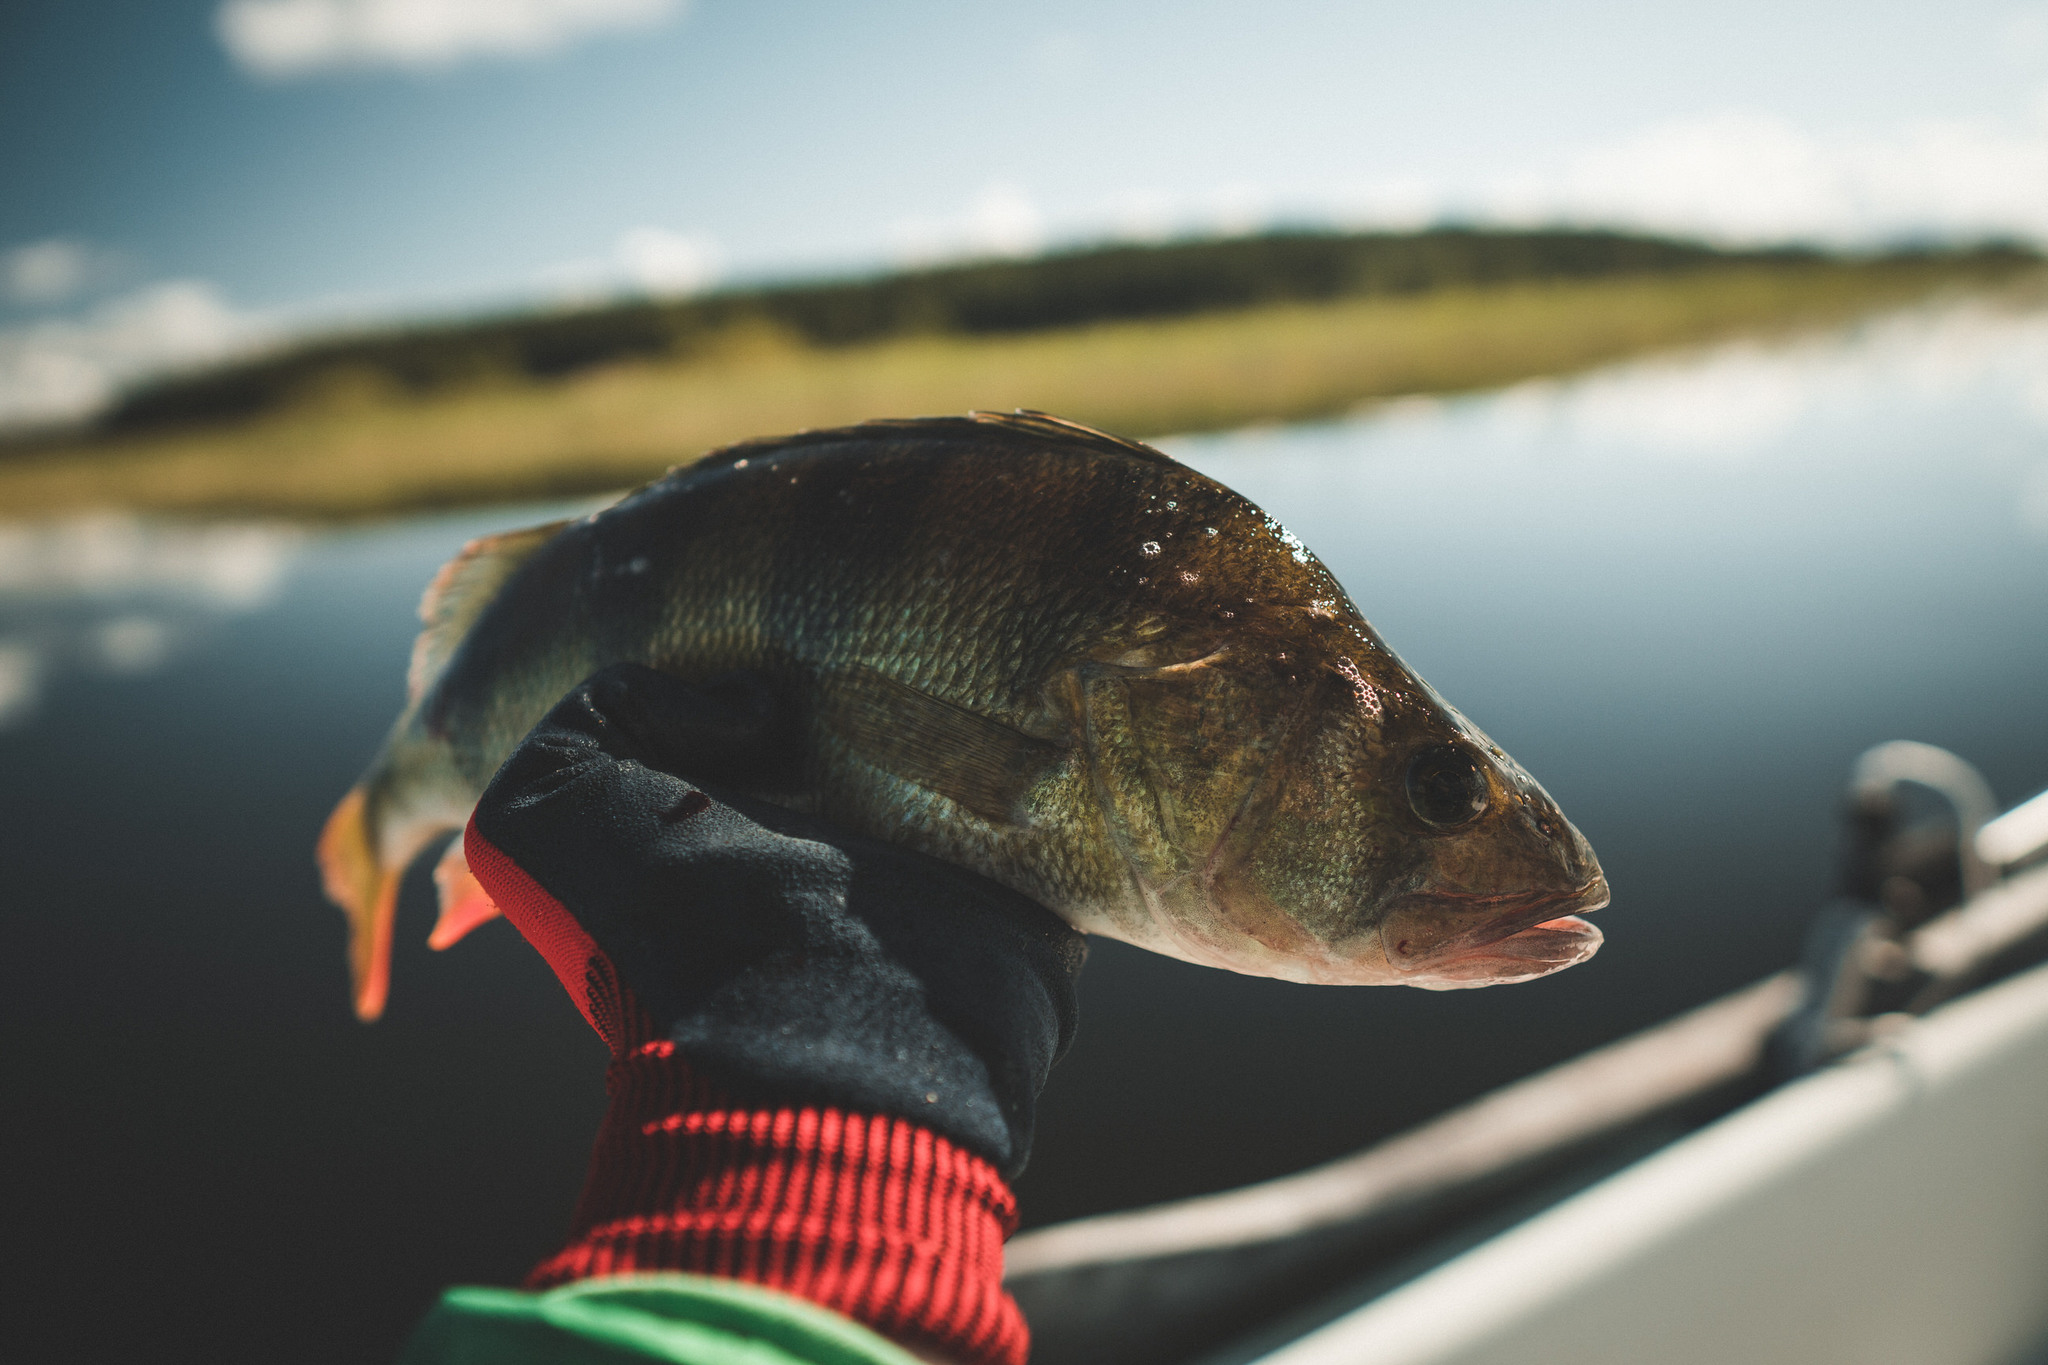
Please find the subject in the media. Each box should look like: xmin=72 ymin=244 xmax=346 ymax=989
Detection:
xmin=466 ymin=817 xmax=650 ymax=1055
xmin=466 ymin=818 xmax=1029 ymax=1365
xmin=532 ymin=1044 xmax=1029 ymax=1365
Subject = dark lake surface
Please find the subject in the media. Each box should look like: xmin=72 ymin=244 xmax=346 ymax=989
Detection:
xmin=5 ymin=299 xmax=2048 ymax=1363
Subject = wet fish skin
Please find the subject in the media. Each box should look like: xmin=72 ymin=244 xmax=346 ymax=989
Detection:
xmin=321 ymin=412 xmax=1606 ymax=1020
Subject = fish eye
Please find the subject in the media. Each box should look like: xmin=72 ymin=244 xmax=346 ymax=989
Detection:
xmin=1405 ymin=745 xmax=1490 ymax=830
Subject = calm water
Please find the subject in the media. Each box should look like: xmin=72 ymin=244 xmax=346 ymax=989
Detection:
xmin=5 ymin=299 xmax=2048 ymax=1363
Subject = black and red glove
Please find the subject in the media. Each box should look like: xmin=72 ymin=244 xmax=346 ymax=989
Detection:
xmin=463 ymin=664 xmax=1085 ymax=1365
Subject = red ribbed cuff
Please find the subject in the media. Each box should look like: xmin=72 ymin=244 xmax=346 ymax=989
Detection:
xmin=530 ymin=1042 xmax=1029 ymax=1365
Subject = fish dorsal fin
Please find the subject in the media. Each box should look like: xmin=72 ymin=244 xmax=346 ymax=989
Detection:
xmin=408 ymin=519 xmax=570 ymax=703
xmin=827 ymin=666 xmax=1067 ymax=824
xmin=687 ymin=410 xmax=1183 ymax=475
xmin=964 ymin=410 xmax=1184 ymax=466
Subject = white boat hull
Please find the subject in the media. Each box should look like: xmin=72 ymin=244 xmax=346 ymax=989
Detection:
xmin=1257 ymin=957 xmax=2048 ymax=1365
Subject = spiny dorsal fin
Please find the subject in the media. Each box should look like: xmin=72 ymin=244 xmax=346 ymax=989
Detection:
xmin=408 ymin=519 xmax=570 ymax=703
xmin=687 ymin=410 xmax=1183 ymax=476
xmin=964 ymin=410 xmax=1184 ymax=466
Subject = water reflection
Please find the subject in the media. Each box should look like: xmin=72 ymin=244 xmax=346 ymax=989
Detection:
xmin=2023 ymin=462 xmax=2048 ymax=535
xmin=4 ymin=300 xmax=2047 ymax=1364
xmin=1474 ymin=298 xmax=2048 ymax=463
xmin=0 ymin=514 xmax=303 ymax=725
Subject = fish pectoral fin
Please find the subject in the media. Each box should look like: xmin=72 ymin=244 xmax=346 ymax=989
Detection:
xmin=831 ymin=667 xmax=1065 ymax=824
xmin=428 ymin=834 xmax=500 ymax=950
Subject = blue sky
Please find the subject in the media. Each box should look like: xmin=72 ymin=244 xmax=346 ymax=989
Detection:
xmin=5 ymin=0 xmax=2048 ymax=426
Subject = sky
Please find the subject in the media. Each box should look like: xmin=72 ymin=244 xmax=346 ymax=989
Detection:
xmin=5 ymin=0 xmax=2048 ymax=428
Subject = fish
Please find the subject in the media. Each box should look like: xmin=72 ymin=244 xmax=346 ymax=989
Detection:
xmin=320 ymin=411 xmax=1606 ymax=1021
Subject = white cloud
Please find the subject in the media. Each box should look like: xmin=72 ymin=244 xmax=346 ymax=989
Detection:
xmin=615 ymin=227 xmax=721 ymax=295
xmin=1467 ymin=105 xmax=2048 ymax=246
xmin=1 ymin=240 xmax=112 ymax=308
xmin=890 ymin=183 xmax=1047 ymax=266
xmin=906 ymin=182 xmax=1294 ymax=259
xmin=216 ymin=0 xmax=686 ymax=78
xmin=538 ymin=226 xmax=724 ymax=303
xmin=974 ymin=101 xmax=2048 ymax=260
xmin=961 ymin=184 xmax=1047 ymax=259
xmin=1203 ymin=184 xmax=1273 ymax=240
xmin=1105 ymin=189 xmax=1177 ymax=244
xmin=0 ymin=281 xmax=263 ymax=430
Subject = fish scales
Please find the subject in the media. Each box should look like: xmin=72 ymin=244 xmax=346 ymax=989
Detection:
xmin=321 ymin=411 xmax=1607 ymax=1021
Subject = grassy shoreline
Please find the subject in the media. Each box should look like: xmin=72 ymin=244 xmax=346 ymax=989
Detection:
xmin=2 ymin=257 xmax=2037 ymax=520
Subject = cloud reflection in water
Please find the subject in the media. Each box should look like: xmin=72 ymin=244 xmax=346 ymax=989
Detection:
xmin=1230 ymin=297 xmax=2048 ymax=546
xmin=0 ymin=515 xmax=305 ymax=726
xmin=1471 ymin=299 xmax=2048 ymax=463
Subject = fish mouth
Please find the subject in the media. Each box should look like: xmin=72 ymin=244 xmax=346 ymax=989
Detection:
xmin=1380 ymin=878 xmax=1609 ymax=989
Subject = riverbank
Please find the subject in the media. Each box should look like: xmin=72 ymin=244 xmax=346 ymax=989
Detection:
xmin=1 ymin=255 xmax=2035 ymax=519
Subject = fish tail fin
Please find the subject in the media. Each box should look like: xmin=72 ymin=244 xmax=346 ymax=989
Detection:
xmin=318 ymin=785 xmax=403 ymax=1021
xmin=316 ymin=517 xmax=560 ymax=1020
xmin=428 ymin=835 xmax=500 ymax=950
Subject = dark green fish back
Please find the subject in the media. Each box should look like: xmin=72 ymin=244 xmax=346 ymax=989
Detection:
xmin=418 ymin=412 xmax=1355 ymax=909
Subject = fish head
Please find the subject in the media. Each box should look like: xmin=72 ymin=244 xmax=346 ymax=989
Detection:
xmin=1359 ymin=732 xmax=1608 ymax=990
xmin=1090 ymin=622 xmax=1606 ymax=989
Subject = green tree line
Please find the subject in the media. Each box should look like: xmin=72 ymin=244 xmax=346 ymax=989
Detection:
xmin=106 ymin=228 xmax=2033 ymax=433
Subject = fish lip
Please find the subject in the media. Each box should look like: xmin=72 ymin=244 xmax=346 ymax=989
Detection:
xmin=1380 ymin=878 xmax=1609 ymax=977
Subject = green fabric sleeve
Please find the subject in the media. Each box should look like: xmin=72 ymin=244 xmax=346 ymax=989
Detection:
xmin=396 ymin=1273 xmax=932 ymax=1365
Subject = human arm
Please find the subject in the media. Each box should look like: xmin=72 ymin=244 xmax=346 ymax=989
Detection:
xmin=401 ymin=664 xmax=1085 ymax=1365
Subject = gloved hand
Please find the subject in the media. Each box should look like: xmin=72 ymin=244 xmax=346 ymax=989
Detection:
xmin=461 ymin=663 xmax=1087 ymax=1365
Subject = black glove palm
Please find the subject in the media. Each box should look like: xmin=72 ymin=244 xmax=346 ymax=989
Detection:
xmin=470 ymin=663 xmax=1086 ymax=1179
